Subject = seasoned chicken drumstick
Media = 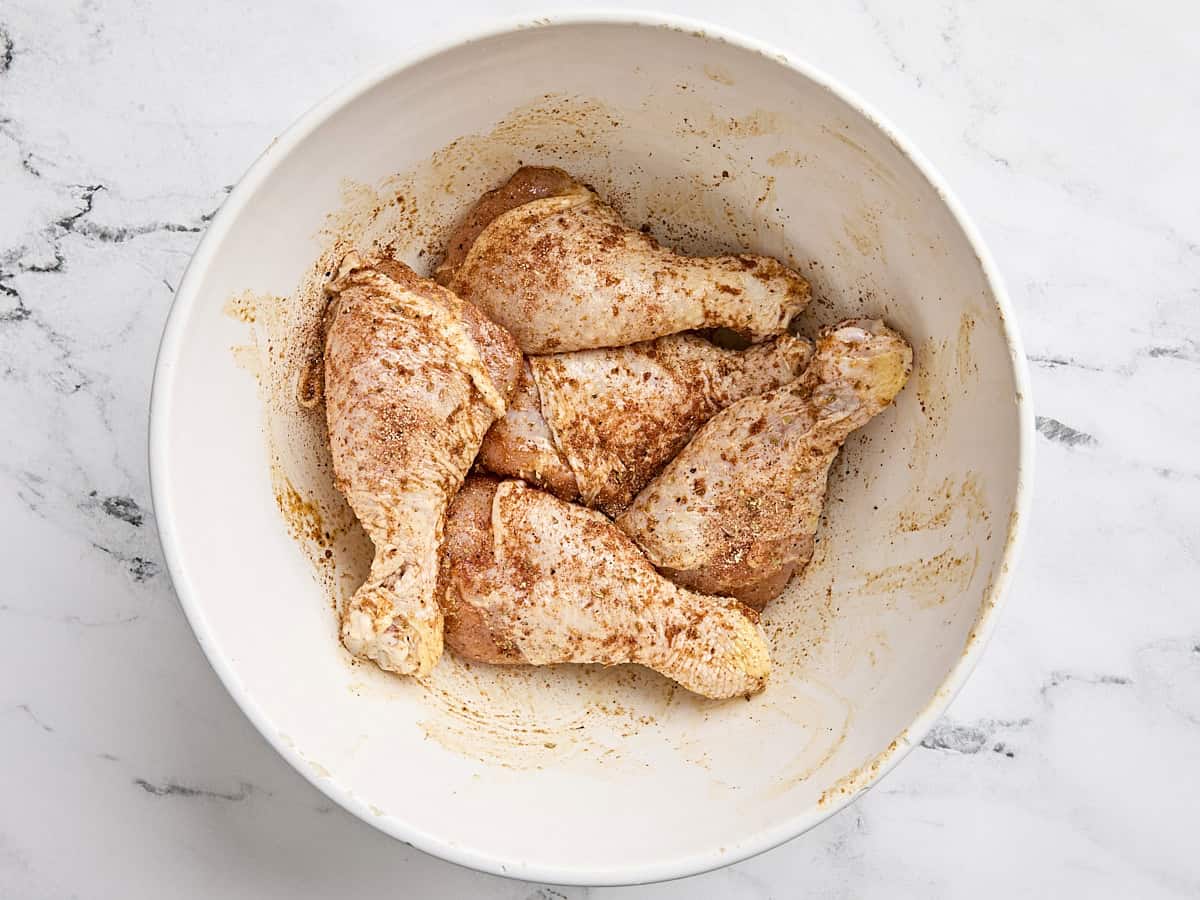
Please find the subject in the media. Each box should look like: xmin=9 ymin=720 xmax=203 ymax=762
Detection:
xmin=618 ymin=319 xmax=913 ymax=608
xmin=439 ymin=476 xmax=771 ymax=700
xmin=438 ymin=166 xmax=811 ymax=353
xmin=479 ymin=333 xmax=813 ymax=516
xmin=324 ymin=253 xmax=520 ymax=676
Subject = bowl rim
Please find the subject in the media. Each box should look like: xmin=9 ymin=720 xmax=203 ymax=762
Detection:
xmin=149 ymin=9 xmax=1035 ymax=887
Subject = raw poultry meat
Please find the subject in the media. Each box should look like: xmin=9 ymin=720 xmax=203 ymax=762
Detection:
xmin=435 ymin=165 xmax=580 ymax=283
xmin=439 ymin=476 xmax=771 ymax=699
xmin=478 ymin=332 xmax=813 ymax=516
xmin=617 ymin=319 xmax=912 ymax=608
xmin=475 ymin=360 xmax=580 ymax=502
xmin=324 ymin=253 xmax=520 ymax=676
xmin=438 ymin=166 xmax=811 ymax=353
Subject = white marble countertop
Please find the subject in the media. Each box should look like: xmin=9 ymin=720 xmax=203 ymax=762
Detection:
xmin=2 ymin=1 xmax=1198 ymax=897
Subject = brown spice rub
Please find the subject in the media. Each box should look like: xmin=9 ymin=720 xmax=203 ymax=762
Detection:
xmin=443 ymin=167 xmax=812 ymax=353
xmin=618 ymin=319 xmax=913 ymax=608
xmin=476 ymin=360 xmax=580 ymax=502
xmin=438 ymin=475 xmax=527 ymax=664
xmin=323 ymin=253 xmax=520 ymax=676
xmin=434 ymin=166 xmax=583 ymax=286
xmin=477 ymin=333 xmax=813 ymax=516
xmin=370 ymin=258 xmax=521 ymax=401
xmin=438 ymin=477 xmax=770 ymax=699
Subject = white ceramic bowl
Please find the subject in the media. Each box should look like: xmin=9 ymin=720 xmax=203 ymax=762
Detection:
xmin=151 ymin=14 xmax=1032 ymax=886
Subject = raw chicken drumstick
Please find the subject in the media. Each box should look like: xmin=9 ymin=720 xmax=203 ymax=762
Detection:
xmin=437 ymin=166 xmax=812 ymax=353
xmin=617 ymin=319 xmax=913 ymax=608
xmin=324 ymin=253 xmax=520 ymax=677
xmin=439 ymin=476 xmax=771 ymax=700
xmin=478 ymin=332 xmax=814 ymax=516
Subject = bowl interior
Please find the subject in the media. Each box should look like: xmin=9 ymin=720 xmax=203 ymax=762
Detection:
xmin=153 ymin=20 xmax=1024 ymax=883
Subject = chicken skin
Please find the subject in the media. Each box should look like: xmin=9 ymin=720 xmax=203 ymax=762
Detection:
xmin=438 ymin=167 xmax=811 ymax=353
xmin=436 ymin=165 xmax=581 ymax=284
xmin=439 ymin=476 xmax=771 ymax=700
xmin=324 ymin=253 xmax=520 ymax=676
xmin=475 ymin=360 xmax=581 ymax=502
xmin=478 ymin=333 xmax=814 ymax=516
xmin=617 ymin=319 xmax=913 ymax=608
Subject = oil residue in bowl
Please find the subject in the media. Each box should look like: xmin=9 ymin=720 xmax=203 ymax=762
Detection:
xmin=221 ymin=89 xmax=998 ymax=801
